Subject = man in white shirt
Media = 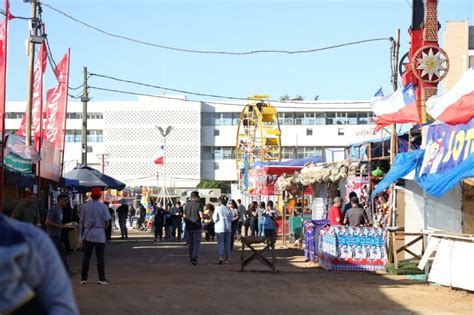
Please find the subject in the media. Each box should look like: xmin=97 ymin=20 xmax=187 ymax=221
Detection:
xmin=80 ymin=187 xmax=111 ymax=285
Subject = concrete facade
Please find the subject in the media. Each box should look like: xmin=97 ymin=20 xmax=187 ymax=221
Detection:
xmin=5 ymin=97 xmax=381 ymax=189
xmin=442 ymin=20 xmax=474 ymax=92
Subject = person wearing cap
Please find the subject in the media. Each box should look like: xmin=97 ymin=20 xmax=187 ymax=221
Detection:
xmin=11 ymin=191 xmax=40 ymax=225
xmin=45 ymin=193 xmax=74 ymax=276
xmin=328 ymin=197 xmax=343 ymax=226
xmin=79 ymin=187 xmax=112 ymax=285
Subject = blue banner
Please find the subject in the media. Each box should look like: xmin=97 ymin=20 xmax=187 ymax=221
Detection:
xmin=421 ymin=119 xmax=474 ymax=175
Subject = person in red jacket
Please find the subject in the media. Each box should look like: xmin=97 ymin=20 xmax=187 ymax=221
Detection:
xmin=328 ymin=197 xmax=342 ymax=225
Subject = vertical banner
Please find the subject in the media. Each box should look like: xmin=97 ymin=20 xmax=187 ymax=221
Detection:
xmin=41 ymin=50 xmax=70 ymax=181
xmin=17 ymin=42 xmax=47 ymax=147
xmin=0 ymin=0 xmax=11 ymax=213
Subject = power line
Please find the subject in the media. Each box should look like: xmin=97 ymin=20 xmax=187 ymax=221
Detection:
xmin=88 ymin=85 xmax=372 ymax=110
xmin=41 ymin=2 xmax=391 ymax=56
xmin=88 ymin=73 xmax=370 ymax=106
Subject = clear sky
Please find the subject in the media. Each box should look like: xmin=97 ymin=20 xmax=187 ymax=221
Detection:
xmin=6 ymin=0 xmax=474 ymax=103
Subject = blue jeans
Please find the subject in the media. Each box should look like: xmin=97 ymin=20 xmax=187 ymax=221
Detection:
xmin=186 ymin=229 xmax=201 ymax=261
xmin=216 ymin=232 xmax=231 ymax=260
xmin=258 ymin=219 xmax=265 ymax=236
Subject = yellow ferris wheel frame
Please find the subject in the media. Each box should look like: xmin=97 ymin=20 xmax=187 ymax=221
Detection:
xmin=236 ymin=95 xmax=282 ymax=184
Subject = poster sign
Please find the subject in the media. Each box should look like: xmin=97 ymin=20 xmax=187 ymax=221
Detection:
xmin=345 ymin=176 xmax=370 ymax=204
xmin=39 ymin=140 xmax=61 ymax=182
xmin=421 ymin=119 xmax=474 ymax=175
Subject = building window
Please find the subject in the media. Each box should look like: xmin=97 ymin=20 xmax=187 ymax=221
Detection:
xmin=278 ymin=112 xmax=294 ymax=125
xmin=87 ymin=113 xmax=103 ymax=120
xmin=5 ymin=112 xmax=24 ymax=119
xmin=87 ymin=130 xmax=103 ymax=142
xmin=338 ymin=128 xmax=345 ymax=136
xmin=295 ymin=113 xmax=304 ymax=125
xmin=347 ymin=112 xmax=358 ymax=125
xmin=470 ymin=56 xmax=474 ymax=68
xmin=326 ymin=112 xmax=336 ymax=125
xmin=214 ymin=113 xmax=233 ymax=126
xmin=86 ymin=145 xmax=93 ymax=153
xmin=214 ymin=129 xmax=220 ymax=136
xmin=214 ymin=162 xmax=220 ymax=170
xmin=306 ymin=128 xmax=313 ymax=136
xmin=232 ymin=113 xmax=239 ymax=125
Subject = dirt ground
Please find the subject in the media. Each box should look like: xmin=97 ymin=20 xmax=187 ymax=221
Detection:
xmin=69 ymin=230 xmax=473 ymax=315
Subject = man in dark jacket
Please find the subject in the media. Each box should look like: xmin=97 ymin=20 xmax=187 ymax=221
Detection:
xmin=116 ymin=203 xmax=129 ymax=239
xmin=153 ymin=203 xmax=166 ymax=242
xmin=183 ymin=191 xmax=204 ymax=265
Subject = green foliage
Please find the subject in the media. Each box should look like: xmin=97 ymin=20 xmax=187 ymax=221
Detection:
xmin=196 ymin=179 xmax=230 ymax=193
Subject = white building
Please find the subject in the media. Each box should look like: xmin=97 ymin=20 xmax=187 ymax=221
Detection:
xmin=5 ymin=96 xmax=379 ymax=190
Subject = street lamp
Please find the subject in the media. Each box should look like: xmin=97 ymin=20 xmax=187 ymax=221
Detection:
xmin=154 ymin=125 xmax=173 ymax=206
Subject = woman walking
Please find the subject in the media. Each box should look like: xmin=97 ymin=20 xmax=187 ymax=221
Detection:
xmin=203 ymin=203 xmax=215 ymax=241
xmin=263 ymin=200 xmax=278 ymax=243
xmin=229 ymin=199 xmax=240 ymax=251
xmin=250 ymin=201 xmax=258 ymax=236
xmin=213 ymin=195 xmax=233 ymax=264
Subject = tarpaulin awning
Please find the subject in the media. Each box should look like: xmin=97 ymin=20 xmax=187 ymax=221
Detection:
xmin=252 ymin=156 xmax=322 ymax=169
xmin=372 ymin=150 xmax=474 ymax=198
xmin=372 ymin=150 xmax=423 ymax=196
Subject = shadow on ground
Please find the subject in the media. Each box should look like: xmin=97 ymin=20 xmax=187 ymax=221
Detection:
xmin=68 ymin=235 xmax=473 ymax=315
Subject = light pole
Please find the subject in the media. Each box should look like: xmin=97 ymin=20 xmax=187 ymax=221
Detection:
xmin=155 ymin=125 xmax=173 ymax=206
xmin=96 ymin=153 xmax=110 ymax=174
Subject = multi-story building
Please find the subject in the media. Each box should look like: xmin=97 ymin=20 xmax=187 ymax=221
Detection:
xmin=442 ymin=20 xmax=474 ymax=92
xmin=5 ymin=96 xmax=379 ymax=190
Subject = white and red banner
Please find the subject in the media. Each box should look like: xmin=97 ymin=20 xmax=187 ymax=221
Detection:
xmin=43 ymin=50 xmax=70 ymax=149
xmin=17 ymin=42 xmax=47 ymax=146
xmin=371 ymin=83 xmax=421 ymax=132
xmin=426 ymin=68 xmax=474 ymax=125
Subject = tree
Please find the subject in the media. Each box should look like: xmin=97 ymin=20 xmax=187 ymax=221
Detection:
xmin=280 ymin=94 xmax=290 ymax=101
xmin=196 ymin=179 xmax=230 ymax=194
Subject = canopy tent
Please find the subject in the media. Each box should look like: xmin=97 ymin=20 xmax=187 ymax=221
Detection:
xmin=63 ymin=165 xmax=126 ymax=193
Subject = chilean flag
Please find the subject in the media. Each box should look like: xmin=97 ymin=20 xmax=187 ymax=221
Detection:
xmin=426 ymin=68 xmax=474 ymax=125
xmin=371 ymin=83 xmax=420 ymax=132
xmin=153 ymin=146 xmax=164 ymax=165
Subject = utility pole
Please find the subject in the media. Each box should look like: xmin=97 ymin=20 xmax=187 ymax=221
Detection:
xmin=81 ymin=67 xmax=89 ymax=166
xmin=388 ymin=29 xmax=401 ymax=265
xmin=25 ymin=0 xmax=38 ymax=146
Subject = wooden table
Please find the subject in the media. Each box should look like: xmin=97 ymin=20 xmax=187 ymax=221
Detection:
xmin=240 ymin=236 xmax=276 ymax=272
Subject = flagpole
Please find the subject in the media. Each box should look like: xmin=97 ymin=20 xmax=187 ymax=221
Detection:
xmin=0 ymin=0 xmax=9 ymax=213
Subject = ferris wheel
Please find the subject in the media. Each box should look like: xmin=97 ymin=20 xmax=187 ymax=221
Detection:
xmin=236 ymin=95 xmax=281 ymax=190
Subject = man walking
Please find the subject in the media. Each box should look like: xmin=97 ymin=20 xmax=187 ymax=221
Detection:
xmin=45 ymin=193 xmax=73 ymax=275
xmin=80 ymin=187 xmax=112 ymax=285
xmin=116 ymin=201 xmax=129 ymax=239
xmin=11 ymin=191 xmax=40 ymax=225
xmin=183 ymin=191 xmax=204 ymax=265
xmin=236 ymin=199 xmax=245 ymax=240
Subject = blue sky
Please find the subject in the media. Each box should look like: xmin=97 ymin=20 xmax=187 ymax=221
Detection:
xmin=6 ymin=0 xmax=474 ymax=102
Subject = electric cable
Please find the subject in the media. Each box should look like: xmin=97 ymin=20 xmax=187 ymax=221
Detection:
xmin=88 ymin=73 xmax=371 ymax=106
xmin=41 ymin=2 xmax=391 ymax=56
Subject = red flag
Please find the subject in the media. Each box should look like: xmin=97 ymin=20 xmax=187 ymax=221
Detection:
xmin=153 ymin=146 xmax=165 ymax=165
xmin=0 ymin=0 xmax=11 ymax=213
xmin=0 ymin=0 xmax=10 ymax=144
xmin=43 ymin=50 xmax=70 ymax=149
xmin=17 ymin=42 xmax=47 ymax=147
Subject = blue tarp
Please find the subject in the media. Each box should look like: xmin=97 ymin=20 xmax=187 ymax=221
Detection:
xmin=372 ymin=150 xmax=424 ymax=196
xmin=372 ymin=149 xmax=474 ymax=198
xmin=252 ymin=156 xmax=322 ymax=169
